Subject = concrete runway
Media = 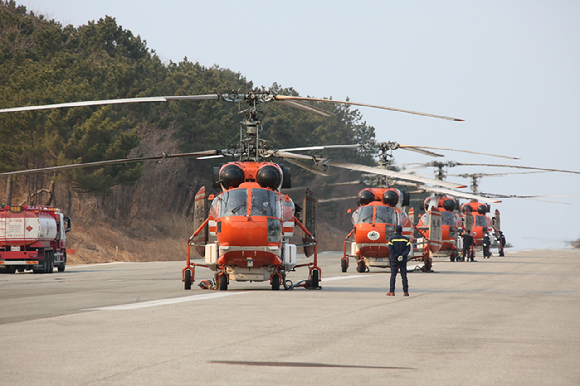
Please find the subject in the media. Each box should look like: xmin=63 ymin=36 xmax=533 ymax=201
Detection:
xmin=1 ymin=249 xmax=579 ymax=385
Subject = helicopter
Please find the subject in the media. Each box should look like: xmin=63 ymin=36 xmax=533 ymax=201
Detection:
xmin=340 ymin=186 xmax=415 ymax=273
xmin=0 ymin=91 xmax=466 ymax=290
xmin=333 ymin=141 xmax=518 ymax=272
xmin=405 ymin=161 xmax=580 ymax=259
xmin=414 ymin=195 xmax=464 ymax=261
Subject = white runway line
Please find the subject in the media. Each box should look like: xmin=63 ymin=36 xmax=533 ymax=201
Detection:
xmin=322 ymin=274 xmax=377 ymax=282
xmin=85 ymin=291 xmax=251 ymax=311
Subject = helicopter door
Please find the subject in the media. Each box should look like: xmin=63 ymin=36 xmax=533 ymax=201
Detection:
xmin=463 ymin=211 xmax=474 ymax=234
xmin=493 ymin=209 xmax=501 ymax=233
xmin=193 ymin=187 xmax=209 ymax=257
xmin=491 ymin=209 xmax=501 ymax=247
xmin=408 ymin=207 xmax=415 ymax=224
xmin=302 ymin=188 xmax=316 ymax=257
xmin=428 ymin=207 xmax=443 ymax=254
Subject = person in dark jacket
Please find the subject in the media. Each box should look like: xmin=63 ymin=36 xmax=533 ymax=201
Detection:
xmin=498 ymin=231 xmax=506 ymax=256
xmin=387 ymin=225 xmax=411 ymax=296
xmin=482 ymin=233 xmax=491 ymax=259
xmin=462 ymin=230 xmax=474 ymax=262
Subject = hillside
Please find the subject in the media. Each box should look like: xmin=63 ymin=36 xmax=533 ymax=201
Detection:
xmin=0 ymin=1 xmax=378 ymax=265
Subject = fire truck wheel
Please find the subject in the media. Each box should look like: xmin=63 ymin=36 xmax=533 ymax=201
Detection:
xmin=341 ymin=259 xmax=348 ymax=273
xmin=58 ymin=253 xmax=66 ymax=272
xmin=218 ymin=273 xmax=228 ymax=290
xmin=271 ymin=274 xmax=280 ymax=290
xmin=310 ymin=269 xmax=319 ymax=289
xmin=184 ymin=269 xmax=192 ymax=290
xmin=44 ymin=251 xmax=54 ymax=274
xmin=5 ymin=265 xmax=16 ymax=274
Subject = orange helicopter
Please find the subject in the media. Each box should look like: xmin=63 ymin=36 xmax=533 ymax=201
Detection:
xmin=415 ymin=195 xmax=463 ymax=261
xmin=333 ymin=141 xmax=517 ymax=272
xmin=341 ymin=187 xmax=415 ymax=273
xmin=0 ymin=91 xmax=466 ymax=290
xmin=404 ymin=161 xmax=580 ymax=259
xmin=185 ymin=161 xmax=318 ymax=290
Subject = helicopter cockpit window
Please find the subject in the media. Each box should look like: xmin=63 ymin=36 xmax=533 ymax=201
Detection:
xmin=441 ymin=212 xmax=457 ymax=226
xmin=251 ymin=188 xmax=281 ymax=218
xmin=219 ymin=189 xmax=248 ymax=217
xmin=475 ymin=215 xmax=488 ymax=227
xmin=352 ymin=206 xmax=374 ymax=224
xmin=281 ymin=196 xmax=295 ymax=221
xmin=375 ymin=206 xmax=396 ymax=225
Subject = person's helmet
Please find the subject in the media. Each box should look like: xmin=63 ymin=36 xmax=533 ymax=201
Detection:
xmin=395 ymin=225 xmax=403 ymax=233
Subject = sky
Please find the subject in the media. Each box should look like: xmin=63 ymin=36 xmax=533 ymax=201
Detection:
xmin=20 ymin=0 xmax=580 ymax=250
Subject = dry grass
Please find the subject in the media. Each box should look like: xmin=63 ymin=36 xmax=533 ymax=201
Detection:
xmin=67 ymin=212 xmax=193 ymax=265
xmin=66 ymin=210 xmax=346 ymax=265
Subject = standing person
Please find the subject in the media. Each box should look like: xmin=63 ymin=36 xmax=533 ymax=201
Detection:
xmin=387 ymin=225 xmax=411 ymax=297
xmin=498 ymin=231 xmax=506 ymax=256
xmin=462 ymin=230 xmax=474 ymax=262
xmin=482 ymin=233 xmax=491 ymax=259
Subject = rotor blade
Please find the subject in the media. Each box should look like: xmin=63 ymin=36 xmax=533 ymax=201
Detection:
xmin=0 ymin=95 xmax=221 ymax=113
xmin=274 ymin=100 xmax=334 ymax=117
xmin=483 ymin=193 xmax=580 ymax=199
xmin=278 ymin=144 xmax=360 ymax=152
xmin=317 ymin=196 xmax=358 ymax=203
xmin=320 ymin=161 xmax=467 ymax=189
xmin=196 ymin=154 xmax=225 ymax=160
xmin=401 ymin=147 xmax=445 ymax=157
xmin=275 ymin=151 xmax=466 ymax=188
xmin=0 ymin=150 xmax=220 ymax=176
xmin=284 ymin=180 xmax=364 ymax=191
xmin=274 ymin=95 xmax=464 ymax=121
xmin=481 ymin=193 xmax=574 ymax=205
xmin=399 ymin=145 xmax=519 ymax=160
xmin=455 ymin=163 xmax=580 ymax=175
xmin=398 ymin=161 xmax=580 ymax=175
xmin=424 ymin=187 xmax=502 ymax=204
xmin=447 ymin=171 xmax=547 ymax=178
xmin=280 ymin=158 xmax=330 ymax=177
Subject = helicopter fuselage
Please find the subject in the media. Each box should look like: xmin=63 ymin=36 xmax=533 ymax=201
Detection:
xmin=206 ymin=181 xmax=296 ymax=282
xmin=417 ymin=210 xmax=462 ymax=252
xmin=347 ymin=202 xmax=413 ymax=269
xmin=461 ymin=201 xmax=494 ymax=247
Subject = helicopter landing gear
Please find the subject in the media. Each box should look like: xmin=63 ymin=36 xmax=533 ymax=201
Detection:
xmin=271 ymin=272 xmax=281 ymax=290
xmin=341 ymin=257 xmax=349 ymax=273
xmin=218 ymin=272 xmax=228 ymax=290
xmin=309 ymin=268 xmax=320 ymax=289
xmin=356 ymin=259 xmax=366 ymax=273
xmin=183 ymin=269 xmax=193 ymax=290
xmin=421 ymin=257 xmax=433 ymax=272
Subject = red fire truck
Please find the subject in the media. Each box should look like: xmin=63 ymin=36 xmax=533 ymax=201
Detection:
xmin=0 ymin=205 xmax=71 ymax=273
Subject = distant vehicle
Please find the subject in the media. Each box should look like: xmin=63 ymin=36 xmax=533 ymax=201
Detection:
xmin=0 ymin=205 xmax=71 ymax=273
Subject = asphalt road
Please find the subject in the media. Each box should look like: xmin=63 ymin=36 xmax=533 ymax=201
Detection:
xmin=1 ymin=249 xmax=579 ymax=385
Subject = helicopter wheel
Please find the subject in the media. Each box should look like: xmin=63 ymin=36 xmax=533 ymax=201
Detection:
xmin=341 ymin=259 xmax=348 ymax=273
xmin=218 ymin=273 xmax=228 ymax=290
xmin=184 ymin=269 xmax=192 ymax=290
xmin=310 ymin=269 xmax=319 ymax=289
xmin=272 ymin=273 xmax=280 ymax=290
xmin=356 ymin=260 xmax=366 ymax=273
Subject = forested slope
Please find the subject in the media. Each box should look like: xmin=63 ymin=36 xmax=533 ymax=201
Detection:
xmin=0 ymin=1 xmax=377 ymax=262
